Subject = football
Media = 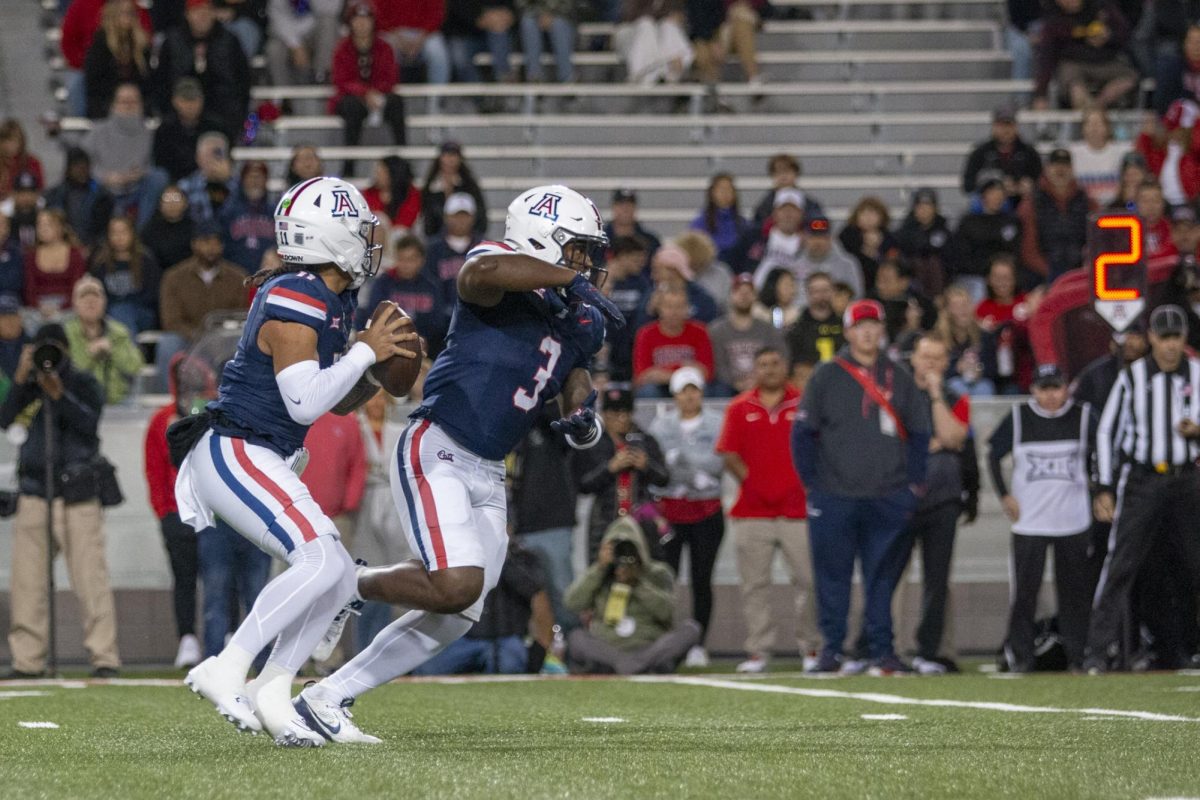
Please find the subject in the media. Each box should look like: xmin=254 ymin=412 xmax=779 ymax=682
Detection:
xmin=367 ymin=301 xmax=424 ymax=397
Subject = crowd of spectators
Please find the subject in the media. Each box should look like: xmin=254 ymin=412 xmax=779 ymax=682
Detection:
xmin=7 ymin=0 xmax=1200 ymax=677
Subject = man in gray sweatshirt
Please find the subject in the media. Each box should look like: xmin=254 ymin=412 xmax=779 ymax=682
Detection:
xmin=82 ymin=83 xmax=168 ymax=229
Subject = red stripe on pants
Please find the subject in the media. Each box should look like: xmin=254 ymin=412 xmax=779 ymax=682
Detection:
xmin=231 ymin=439 xmax=318 ymax=543
xmin=409 ymin=420 xmax=448 ymax=569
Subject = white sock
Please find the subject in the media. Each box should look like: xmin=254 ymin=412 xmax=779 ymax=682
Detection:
xmin=227 ymin=536 xmax=347 ymax=661
xmin=263 ymin=546 xmax=357 ymax=674
xmin=212 ymin=644 xmax=256 ymax=682
xmin=246 ymin=663 xmax=299 ymax=730
xmin=321 ymin=610 xmax=472 ymax=702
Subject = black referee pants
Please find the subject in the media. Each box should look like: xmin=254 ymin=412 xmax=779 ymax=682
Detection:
xmin=1086 ymin=469 xmax=1200 ymax=665
xmin=1005 ymin=531 xmax=1091 ymax=671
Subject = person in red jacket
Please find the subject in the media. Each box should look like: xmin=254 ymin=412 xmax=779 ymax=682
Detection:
xmin=1136 ymin=101 xmax=1200 ymax=206
xmin=716 ymin=345 xmax=815 ymax=673
xmin=330 ymin=1 xmax=406 ymax=177
xmin=632 ymin=286 xmax=715 ymax=398
xmin=144 ymin=353 xmax=271 ymax=667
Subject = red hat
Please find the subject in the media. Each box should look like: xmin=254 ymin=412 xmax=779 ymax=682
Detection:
xmin=186 ymin=0 xmax=212 ymax=9
xmin=843 ymin=299 xmax=884 ymax=329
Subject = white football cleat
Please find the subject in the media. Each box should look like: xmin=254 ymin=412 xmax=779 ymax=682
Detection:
xmin=684 ymin=646 xmax=709 ymax=669
xmin=294 ymin=682 xmax=382 ymax=745
xmin=185 ymin=657 xmax=262 ymax=734
xmin=247 ymin=670 xmax=325 ymax=748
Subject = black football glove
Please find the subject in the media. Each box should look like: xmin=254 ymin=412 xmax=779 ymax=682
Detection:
xmin=551 ymin=389 xmax=602 ymax=447
xmin=565 ymin=273 xmax=625 ymax=329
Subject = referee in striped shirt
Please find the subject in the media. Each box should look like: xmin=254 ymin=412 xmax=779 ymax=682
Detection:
xmin=1085 ymin=305 xmax=1200 ymax=672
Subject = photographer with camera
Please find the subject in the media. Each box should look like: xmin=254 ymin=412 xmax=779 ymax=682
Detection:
xmin=0 ymin=323 xmax=120 ymax=679
xmin=564 ymin=516 xmax=700 ymax=675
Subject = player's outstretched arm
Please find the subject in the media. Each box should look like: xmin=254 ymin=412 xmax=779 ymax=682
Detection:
xmin=457 ymin=252 xmax=576 ymax=307
xmin=258 ymin=317 xmax=416 ymax=425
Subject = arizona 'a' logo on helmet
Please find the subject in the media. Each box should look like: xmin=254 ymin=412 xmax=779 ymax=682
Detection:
xmin=529 ymin=192 xmax=561 ymax=222
xmin=504 ymin=185 xmax=608 ymax=273
xmin=274 ymin=177 xmax=381 ymax=288
xmin=330 ymin=188 xmax=360 ymax=218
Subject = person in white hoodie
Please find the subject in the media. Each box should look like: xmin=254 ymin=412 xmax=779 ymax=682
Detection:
xmin=648 ymin=366 xmax=727 ymax=667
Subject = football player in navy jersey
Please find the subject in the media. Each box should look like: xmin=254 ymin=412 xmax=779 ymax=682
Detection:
xmin=294 ymin=185 xmax=625 ymax=743
xmin=173 ymin=177 xmax=417 ymax=746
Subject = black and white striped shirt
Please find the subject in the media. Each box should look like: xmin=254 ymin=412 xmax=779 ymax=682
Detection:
xmin=1096 ymin=356 xmax=1200 ymax=489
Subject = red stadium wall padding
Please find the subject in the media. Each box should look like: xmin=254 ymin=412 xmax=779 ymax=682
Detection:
xmin=1029 ymin=260 xmax=1182 ymax=379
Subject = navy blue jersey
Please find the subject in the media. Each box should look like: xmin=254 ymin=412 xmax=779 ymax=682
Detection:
xmin=210 ymin=271 xmax=356 ymax=457
xmin=414 ymin=244 xmax=606 ymax=460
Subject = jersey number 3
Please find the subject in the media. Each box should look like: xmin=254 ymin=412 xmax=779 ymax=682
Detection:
xmin=513 ymin=336 xmax=562 ymax=411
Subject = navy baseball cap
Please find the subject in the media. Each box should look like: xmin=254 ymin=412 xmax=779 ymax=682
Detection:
xmin=1032 ymin=364 xmax=1065 ymax=388
xmin=192 ymin=219 xmax=222 ymax=239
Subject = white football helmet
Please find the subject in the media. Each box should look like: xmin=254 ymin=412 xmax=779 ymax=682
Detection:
xmin=504 ymin=185 xmax=609 ymax=285
xmin=274 ymin=176 xmax=382 ymax=289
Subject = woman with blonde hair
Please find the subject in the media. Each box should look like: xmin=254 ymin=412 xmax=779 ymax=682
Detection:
xmin=23 ymin=209 xmax=88 ymax=317
xmin=84 ymin=0 xmax=151 ymax=119
xmin=674 ymin=230 xmax=732 ymax=313
xmin=937 ymin=284 xmax=995 ymax=397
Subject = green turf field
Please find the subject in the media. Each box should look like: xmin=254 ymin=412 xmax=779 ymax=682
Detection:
xmin=3 ymin=669 xmax=1199 ymax=799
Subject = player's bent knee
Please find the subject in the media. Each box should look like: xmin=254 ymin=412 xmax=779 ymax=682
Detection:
xmin=427 ymin=567 xmax=485 ymax=614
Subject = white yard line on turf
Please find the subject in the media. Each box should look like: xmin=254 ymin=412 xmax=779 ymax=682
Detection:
xmin=581 ymin=717 xmax=626 ymax=723
xmin=18 ymin=721 xmax=59 ymax=728
xmin=643 ymin=676 xmax=1200 ymax=723
xmin=0 ymin=691 xmax=50 ymax=699
xmin=861 ymin=714 xmax=907 ymax=720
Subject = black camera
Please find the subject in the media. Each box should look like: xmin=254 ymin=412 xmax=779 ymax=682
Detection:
xmin=32 ymin=341 xmax=64 ymax=374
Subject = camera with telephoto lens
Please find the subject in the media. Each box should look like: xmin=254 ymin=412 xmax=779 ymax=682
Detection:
xmin=32 ymin=341 xmax=64 ymax=375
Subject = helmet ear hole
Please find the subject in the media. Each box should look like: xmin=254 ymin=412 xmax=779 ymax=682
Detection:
xmin=527 ymin=239 xmax=546 ymax=251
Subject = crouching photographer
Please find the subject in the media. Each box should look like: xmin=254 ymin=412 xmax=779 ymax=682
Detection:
xmin=563 ymin=517 xmax=700 ymax=675
xmin=0 ymin=323 xmax=121 ymax=679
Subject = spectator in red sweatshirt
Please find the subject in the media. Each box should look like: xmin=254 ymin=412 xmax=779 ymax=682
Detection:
xmin=1137 ymin=179 xmax=1181 ymax=269
xmin=300 ymin=412 xmax=368 ymax=541
xmin=633 ymin=285 xmax=715 ymax=398
xmin=1136 ymin=101 xmax=1200 ymax=207
xmin=330 ymin=1 xmax=406 ymax=176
